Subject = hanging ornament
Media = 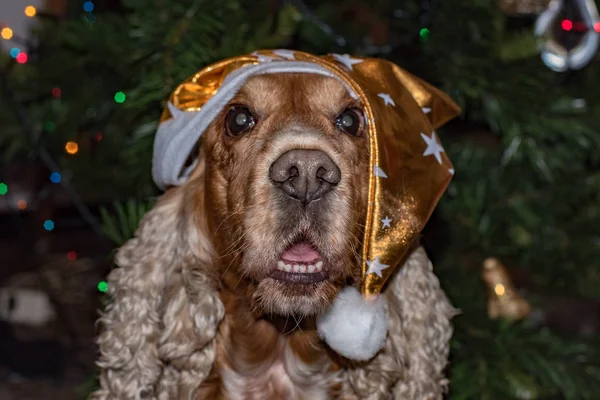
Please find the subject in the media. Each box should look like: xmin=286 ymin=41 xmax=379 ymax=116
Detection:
xmin=482 ymin=257 xmax=531 ymax=322
xmin=500 ymin=0 xmax=552 ymax=16
xmin=534 ymin=0 xmax=600 ymax=71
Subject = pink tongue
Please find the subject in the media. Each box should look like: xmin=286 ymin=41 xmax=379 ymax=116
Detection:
xmin=281 ymin=242 xmax=320 ymax=263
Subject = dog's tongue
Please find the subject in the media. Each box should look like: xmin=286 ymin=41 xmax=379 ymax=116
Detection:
xmin=281 ymin=242 xmax=320 ymax=263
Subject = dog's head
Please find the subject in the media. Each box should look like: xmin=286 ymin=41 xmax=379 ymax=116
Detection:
xmin=197 ymin=73 xmax=369 ymax=316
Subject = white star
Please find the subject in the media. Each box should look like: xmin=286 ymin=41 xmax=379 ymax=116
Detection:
xmin=332 ymin=53 xmax=363 ymax=70
xmin=449 ymin=168 xmax=455 ymax=175
xmin=273 ymin=49 xmax=295 ymax=59
xmin=381 ymin=216 xmax=392 ymax=228
xmin=373 ymin=165 xmax=388 ymax=178
xmin=420 ymin=132 xmax=445 ymax=164
xmin=377 ymin=93 xmax=395 ymax=106
xmin=422 ymin=107 xmax=431 ymax=114
xmin=252 ymin=51 xmax=276 ymax=63
xmin=366 ymin=256 xmax=389 ymax=278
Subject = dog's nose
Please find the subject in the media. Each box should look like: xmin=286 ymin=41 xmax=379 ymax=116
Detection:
xmin=269 ymin=149 xmax=341 ymax=205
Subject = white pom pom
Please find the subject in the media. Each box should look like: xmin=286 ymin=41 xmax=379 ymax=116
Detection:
xmin=316 ymin=286 xmax=388 ymax=361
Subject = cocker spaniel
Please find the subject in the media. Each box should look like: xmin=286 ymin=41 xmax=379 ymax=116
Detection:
xmin=91 ymin=50 xmax=459 ymax=400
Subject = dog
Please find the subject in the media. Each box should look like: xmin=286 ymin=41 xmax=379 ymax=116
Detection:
xmin=91 ymin=50 xmax=459 ymax=400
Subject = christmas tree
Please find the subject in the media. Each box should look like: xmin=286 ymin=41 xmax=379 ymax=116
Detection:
xmin=1 ymin=0 xmax=600 ymax=398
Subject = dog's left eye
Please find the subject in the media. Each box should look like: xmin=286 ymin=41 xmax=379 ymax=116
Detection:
xmin=226 ymin=106 xmax=256 ymax=136
xmin=335 ymin=108 xmax=364 ymax=137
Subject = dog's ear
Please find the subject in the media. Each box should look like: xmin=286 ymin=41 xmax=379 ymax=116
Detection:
xmin=347 ymin=247 xmax=458 ymax=399
xmin=91 ymin=148 xmax=225 ymax=400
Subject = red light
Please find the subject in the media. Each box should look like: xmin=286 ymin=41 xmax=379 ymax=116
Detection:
xmin=16 ymin=52 xmax=28 ymax=64
xmin=95 ymin=132 xmax=103 ymax=141
xmin=52 ymin=87 xmax=61 ymax=98
xmin=595 ymin=22 xmax=600 ymax=32
xmin=67 ymin=251 xmax=77 ymax=261
xmin=562 ymin=19 xmax=573 ymax=31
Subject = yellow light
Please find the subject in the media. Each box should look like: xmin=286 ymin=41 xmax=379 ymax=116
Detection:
xmin=494 ymin=283 xmax=506 ymax=296
xmin=65 ymin=141 xmax=79 ymax=155
xmin=17 ymin=200 xmax=27 ymax=210
xmin=1 ymin=27 xmax=13 ymax=40
xmin=25 ymin=6 xmax=37 ymax=17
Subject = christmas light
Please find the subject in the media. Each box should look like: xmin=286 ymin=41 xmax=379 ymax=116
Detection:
xmin=114 ymin=91 xmax=126 ymax=103
xmin=43 ymin=220 xmax=55 ymax=231
xmin=52 ymin=87 xmax=61 ymax=98
xmin=17 ymin=200 xmax=27 ymax=210
xmin=24 ymin=6 xmax=37 ymax=17
xmin=1 ymin=27 xmax=13 ymax=40
xmin=494 ymin=283 xmax=506 ymax=296
xmin=16 ymin=52 xmax=28 ymax=64
xmin=9 ymin=48 xmax=20 ymax=58
xmin=0 ymin=183 xmax=8 ymax=195
xmin=65 ymin=141 xmax=79 ymax=154
xmin=67 ymin=251 xmax=77 ymax=261
xmin=50 ymin=172 xmax=62 ymax=183
xmin=419 ymin=28 xmax=430 ymax=41
xmin=83 ymin=1 xmax=95 ymax=13
xmin=98 ymin=281 xmax=108 ymax=293
xmin=595 ymin=22 xmax=600 ymax=32
xmin=562 ymin=19 xmax=573 ymax=31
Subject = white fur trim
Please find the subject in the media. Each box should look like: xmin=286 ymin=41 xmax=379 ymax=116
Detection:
xmin=152 ymin=61 xmax=358 ymax=190
xmin=316 ymin=286 xmax=388 ymax=361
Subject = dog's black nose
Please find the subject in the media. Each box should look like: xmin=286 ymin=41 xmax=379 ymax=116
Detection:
xmin=269 ymin=149 xmax=341 ymax=205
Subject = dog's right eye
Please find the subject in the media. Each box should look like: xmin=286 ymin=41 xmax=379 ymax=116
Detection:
xmin=225 ymin=106 xmax=256 ymax=136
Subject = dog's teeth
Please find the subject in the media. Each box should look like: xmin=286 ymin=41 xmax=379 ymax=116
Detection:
xmin=299 ymin=265 xmax=306 ymax=273
xmin=277 ymin=261 xmax=286 ymax=270
xmin=307 ymin=265 xmax=315 ymax=273
xmin=293 ymin=265 xmax=300 ymax=273
xmin=284 ymin=264 xmax=292 ymax=272
xmin=315 ymin=261 xmax=323 ymax=271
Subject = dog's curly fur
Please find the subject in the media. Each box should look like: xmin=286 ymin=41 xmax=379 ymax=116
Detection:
xmin=90 ymin=74 xmax=457 ymax=400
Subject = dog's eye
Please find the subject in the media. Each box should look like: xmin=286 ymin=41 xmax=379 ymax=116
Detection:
xmin=225 ymin=106 xmax=256 ymax=136
xmin=335 ymin=108 xmax=364 ymax=136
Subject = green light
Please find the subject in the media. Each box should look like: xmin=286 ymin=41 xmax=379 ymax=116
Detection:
xmin=44 ymin=121 xmax=55 ymax=132
xmin=419 ymin=28 xmax=430 ymax=41
xmin=114 ymin=91 xmax=126 ymax=103
xmin=0 ymin=183 xmax=7 ymax=195
xmin=98 ymin=281 xmax=108 ymax=293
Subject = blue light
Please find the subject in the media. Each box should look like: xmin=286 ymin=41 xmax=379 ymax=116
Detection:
xmin=43 ymin=220 xmax=55 ymax=231
xmin=50 ymin=172 xmax=62 ymax=183
xmin=9 ymin=48 xmax=20 ymax=58
xmin=83 ymin=1 xmax=94 ymax=12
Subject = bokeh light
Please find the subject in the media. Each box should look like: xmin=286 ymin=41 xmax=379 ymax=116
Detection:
xmin=43 ymin=220 xmax=55 ymax=231
xmin=9 ymin=48 xmax=20 ymax=58
xmin=25 ymin=6 xmax=37 ymax=17
xmin=83 ymin=1 xmax=95 ymax=13
xmin=114 ymin=91 xmax=126 ymax=103
xmin=595 ymin=22 xmax=600 ymax=32
xmin=67 ymin=251 xmax=78 ymax=261
xmin=44 ymin=121 xmax=55 ymax=132
xmin=52 ymin=87 xmax=61 ymax=98
xmin=16 ymin=52 xmax=28 ymax=64
xmin=562 ymin=19 xmax=573 ymax=31
xmin=98 ymin=281 xmax=108 ymax=293
xmin=17 ymin=200 xmax=27 ymax=210
xmin=95 ymin=132 xmax=103 ymax=141
xmin=0 ymin=183 xmax=7 ymax=195
xmin=419 ymin=28 xmax=430 ymax=41
xmin=1 ymin=27 xmax=13 ymax=40
xmin=50 ymin=172 xmax=62 ymax=183
xmin=65 ymin=141 xmax=79 ymax=154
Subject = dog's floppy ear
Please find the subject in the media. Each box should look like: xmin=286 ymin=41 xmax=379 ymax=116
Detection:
xmin=91 ymin=148 xmax=224 ymax=400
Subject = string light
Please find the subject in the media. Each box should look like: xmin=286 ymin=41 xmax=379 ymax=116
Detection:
xmin=16 ymin=52 xmax=28 ymax=64
xmin=52 ymin=87 xmax=61 ymax=98
xmin=67 ymin=251 xmax=77 ymax=261
xmin=0 ymin=183 xmax=8 ymax=195
xmin=562 ymin=19 xmax=573 ymax=31
xmin=43 ymin=220 xmax=55 ymax=231
xmin=50 ymin=172 xmax=62 ymax=183
xmin=17 ymin=200 xmax=27 ymax=210
xmin=97 ymin=281 xmax=108 ymax=293
xmin=83 ymin=1 xmax=95 ymax=13
xmin=494 ymin=283 xmax=506 ymax=296
xmin=65 ymin=141 xmax=79 ymax=154
xmin=24 ymin=6 xmax=37 ymax=17
xmin=595 ymin=22 xmax=600 ymax=32
xmin=1 ymin=27 xmax=13 ymax=40
xmin=419 ymin=28 xmax=430 ymax=41
xmin=114 ymin=91 xmax=126 ymax=103
xmin=9 ymin=48 xmax=20 ymax=58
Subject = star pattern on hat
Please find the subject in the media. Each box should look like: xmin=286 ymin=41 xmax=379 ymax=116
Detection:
xmin=332 ymin=53 xmax=363 ymax=70
xmin=381 ymin=216 xmax=392 ymax=229
xmin=366 ymin=256 xmax=389 ymax=278
xmin=252 ymin=51 xmax=276 ymax=63
xmin=273 ymin=49 xmax=295 ymax=59
xmin=421 ymin=132 xmax=445 ymax=164
xmin=373 ymin=165 xmax=388 ymax=178
xmin=378 ymin=93 xmax=395 ymax=107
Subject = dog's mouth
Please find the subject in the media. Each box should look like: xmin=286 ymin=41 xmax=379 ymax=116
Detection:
xmin=269 ymin=241 xmax=329 ymax=284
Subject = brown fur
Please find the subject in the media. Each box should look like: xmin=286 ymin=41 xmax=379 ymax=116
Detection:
xmin=90 ymin=74 xmax=457 ymax=400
